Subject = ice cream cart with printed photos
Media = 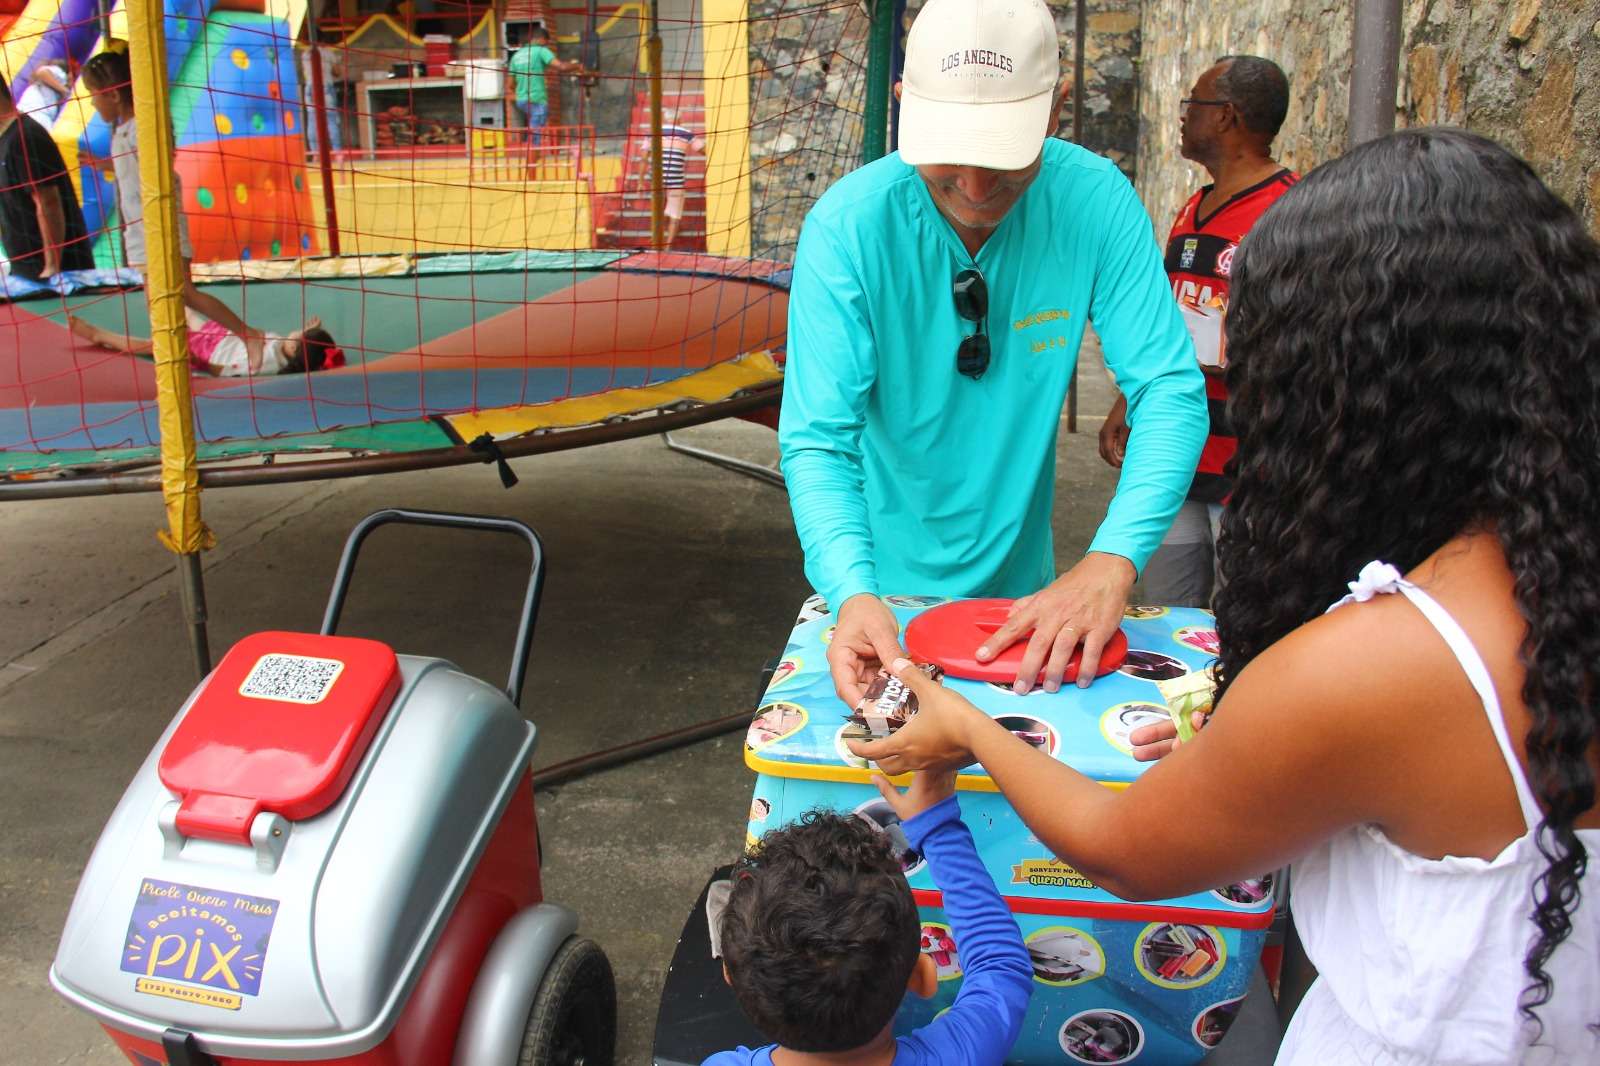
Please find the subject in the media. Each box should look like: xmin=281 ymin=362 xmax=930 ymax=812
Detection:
xmin=653 ymin=595 xmax=1281 ymax=1066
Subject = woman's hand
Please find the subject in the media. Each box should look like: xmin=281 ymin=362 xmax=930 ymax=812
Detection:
xmin=846 ymin=657 xmax=986 ymax=775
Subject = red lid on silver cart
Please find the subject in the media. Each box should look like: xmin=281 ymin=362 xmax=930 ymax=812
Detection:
xmin=904 ymin=598 xmax=1129 ymax=684
xmin=158 ymin=631 xmax=402 ymax=845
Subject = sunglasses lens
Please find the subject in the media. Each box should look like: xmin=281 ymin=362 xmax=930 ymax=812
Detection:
xmin=952 ymin=270 xmax=986 ymax=322
xmin=957 ymin=334 xmax=990 ymax=379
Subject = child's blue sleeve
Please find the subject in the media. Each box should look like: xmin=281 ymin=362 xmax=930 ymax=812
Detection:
xmin=893 ymin=795 xmax=1032 ymax=1066
xmin=701 ymin=1047 xmax=769 ymax=1065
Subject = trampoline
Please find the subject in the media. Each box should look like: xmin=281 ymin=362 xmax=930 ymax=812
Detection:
xmin=0 ymin=251 xmax=788 ymax=479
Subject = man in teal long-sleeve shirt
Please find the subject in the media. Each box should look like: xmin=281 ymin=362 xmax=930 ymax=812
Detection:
xmin=779 ymin=0 xmax=1206 ymax=702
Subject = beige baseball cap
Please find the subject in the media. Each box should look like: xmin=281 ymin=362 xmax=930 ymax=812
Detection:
xmin=897 ymin=0 xmax=1061 ymax=170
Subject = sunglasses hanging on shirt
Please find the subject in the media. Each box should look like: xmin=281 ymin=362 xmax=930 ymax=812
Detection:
xmin=952 ymin=268 xmax=990 ymax=379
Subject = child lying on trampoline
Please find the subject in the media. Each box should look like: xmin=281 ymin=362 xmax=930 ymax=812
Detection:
xmin=707 ymin=770 xmax=1032 ymax=1065
xmin=69 ymin=313 xmax=344 ymax=376
xmin=78 ymin=49 xmax=269 ymax=370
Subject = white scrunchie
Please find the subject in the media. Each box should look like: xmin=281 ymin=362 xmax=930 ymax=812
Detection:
xmin=1346 ymin=560 xmax=1404 ymax=602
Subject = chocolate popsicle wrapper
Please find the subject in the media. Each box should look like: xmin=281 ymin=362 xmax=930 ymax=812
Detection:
xmin=849 ymin=662 xmax=944 ymax=736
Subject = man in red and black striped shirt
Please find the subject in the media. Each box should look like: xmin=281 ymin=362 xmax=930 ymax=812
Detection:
xmin=1100 ymin=55 xmax=1298 ymax=607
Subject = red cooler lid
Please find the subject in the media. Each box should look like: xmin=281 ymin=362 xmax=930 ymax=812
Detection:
xmin=159 ymin=632 xmax=402 ymax=845
xmin=904 ymin=599 xmax=1129 ymax=684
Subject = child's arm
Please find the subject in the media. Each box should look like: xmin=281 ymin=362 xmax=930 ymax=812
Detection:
xmin=876 ymin=779 xmax=1032 ymax=1066
xmin=181 ymin=278 xmax=265 ymax=371
xmin=34 ymin=64 xmax=69 ymax=96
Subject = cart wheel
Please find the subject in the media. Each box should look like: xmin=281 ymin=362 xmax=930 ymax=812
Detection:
xmin=518 ymin=936 xmax=616 ymax=1066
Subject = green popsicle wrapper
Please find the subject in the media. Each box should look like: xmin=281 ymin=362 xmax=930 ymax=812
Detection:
xmin=1155 ymin=668 xmax=1217 ymax=743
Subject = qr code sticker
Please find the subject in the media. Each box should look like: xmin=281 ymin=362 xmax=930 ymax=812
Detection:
xmin=239 ymin=653 xmax=346 ymax=705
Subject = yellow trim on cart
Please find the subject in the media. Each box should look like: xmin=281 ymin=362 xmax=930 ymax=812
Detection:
xmin=742 ymin=747 xmax=1132 ymax=795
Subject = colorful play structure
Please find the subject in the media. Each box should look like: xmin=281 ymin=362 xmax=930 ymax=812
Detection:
xmin=0 ymin=0 xmax=891 ymax=672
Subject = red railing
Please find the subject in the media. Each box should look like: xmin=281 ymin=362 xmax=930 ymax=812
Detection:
xmin=316 ymin=123 xmax=595 ymax=183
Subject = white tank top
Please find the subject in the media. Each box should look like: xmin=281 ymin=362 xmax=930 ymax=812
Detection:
xmin=1278 ymin=562 xmax=1600 ymax=1066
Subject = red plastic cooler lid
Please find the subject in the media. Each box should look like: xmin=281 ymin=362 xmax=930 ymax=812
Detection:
xmin=904 ymin=599 xmax=1129 ymax=684
xmin=158 ymin=631 xmax=402 ymax=845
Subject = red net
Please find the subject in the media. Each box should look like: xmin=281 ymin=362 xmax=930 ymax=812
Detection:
xmin=0 ymin=0 xmax=877 ymax=479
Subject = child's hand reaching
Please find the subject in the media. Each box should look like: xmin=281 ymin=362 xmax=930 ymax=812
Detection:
xmin=871 ymin=766 xmax=956 ymax=823
xmin=243 ymin=329 xmax=266 ymax=373
xmin=78 ymin=150 xmax=109 ymax=176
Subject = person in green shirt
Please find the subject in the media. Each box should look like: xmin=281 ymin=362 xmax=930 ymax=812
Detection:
xmin=507 ymin=26 xmax=583 ymax=145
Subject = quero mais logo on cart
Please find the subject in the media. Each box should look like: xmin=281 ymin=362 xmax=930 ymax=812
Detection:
xmin=120 ymin=879 xmax=280 ymax=1010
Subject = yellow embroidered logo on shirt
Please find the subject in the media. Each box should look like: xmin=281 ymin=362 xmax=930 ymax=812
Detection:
xmin=1012 ymin=308 xmax=1072 ymax=332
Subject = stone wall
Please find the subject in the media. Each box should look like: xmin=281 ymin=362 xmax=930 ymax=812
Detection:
xmin=1135 ymin=2 xmax=1350 ymax=233
xmin=1401 ymin=0 xmax=1600 ymax=238
xmin=746 ymin=0 xmax=1144 ymax=262
xmin=747 ymin=0 xmax=873 ymax=260
xmin=1057 ymin=2 xmax=1142 ymax=177
xmin=1136 ymin=0 xmax=1600 ymax=237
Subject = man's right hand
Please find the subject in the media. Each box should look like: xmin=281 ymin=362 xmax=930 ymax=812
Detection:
xmin=828 ymin=593 xmax=908 ymax=706
xmin=1098 ymin=394 xmax=1130 ymax=468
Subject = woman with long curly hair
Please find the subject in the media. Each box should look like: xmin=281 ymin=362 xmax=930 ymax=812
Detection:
xmin=850 ymin=127 xmax=1600 ymax=1062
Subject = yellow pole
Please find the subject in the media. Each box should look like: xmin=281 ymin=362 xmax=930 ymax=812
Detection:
xmin=701 ymin=0 xmax=750 ymax=257
xmin=646 ymin=0 xmax=664 ymax=248
xmin=127 ymin=0 xmax=217 ymax=675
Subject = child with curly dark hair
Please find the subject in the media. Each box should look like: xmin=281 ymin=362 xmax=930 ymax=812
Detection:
xmin=709 ymin=770 xmax=1031 ymax=1065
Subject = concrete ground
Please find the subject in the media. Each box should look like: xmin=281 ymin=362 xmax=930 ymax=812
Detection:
xmin=0 ymin=347 xmax=1123 ymax=1064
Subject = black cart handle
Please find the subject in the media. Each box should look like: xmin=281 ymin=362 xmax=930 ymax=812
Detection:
xmin=321 ymin=508 xmax=546 ymax=707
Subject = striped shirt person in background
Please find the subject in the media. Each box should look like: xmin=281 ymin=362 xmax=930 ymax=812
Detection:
xmin=657 ymin=111 xmax=704 ymax=248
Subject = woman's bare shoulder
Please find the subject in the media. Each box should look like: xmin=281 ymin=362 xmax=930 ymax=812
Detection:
xmin=1228 ymin=535 xmax=1521 ymax=763
xmin=1229 ymin=567 xmax=1480 ymax=741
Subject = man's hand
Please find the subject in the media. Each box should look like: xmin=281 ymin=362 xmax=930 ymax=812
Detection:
xmin=848 ymin=658 xmax=983 ymax=776
xmin=870 ymin=765 xmax=956 ymax=823
xmin=1128 ymin=709 xmax=1209 ymax=761
xmin=828 ymin=593 xmax=907 ymax=706
xmin=1098 ymin=394 xmax=1130 ymax=468
xmin=976 ymin=552 xmax=1136 ymax=693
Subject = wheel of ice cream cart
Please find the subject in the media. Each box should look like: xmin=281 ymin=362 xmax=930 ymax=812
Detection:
xmin=518 ymin=937 xmax=617 ymax=1066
